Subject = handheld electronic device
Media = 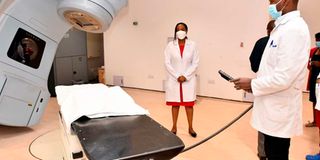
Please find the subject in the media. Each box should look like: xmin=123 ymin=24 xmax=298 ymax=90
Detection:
xmin=218 ymin=70 xmax=234 ymax=81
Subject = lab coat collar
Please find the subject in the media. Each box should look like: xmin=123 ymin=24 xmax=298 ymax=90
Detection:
xmin=275 ymin=10 xmax=300 ymax=27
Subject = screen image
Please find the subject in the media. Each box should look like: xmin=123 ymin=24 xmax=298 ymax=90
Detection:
xmin=7 ymin=28 xmax=46 ymax=69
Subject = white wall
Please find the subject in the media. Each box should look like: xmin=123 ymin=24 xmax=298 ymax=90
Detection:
xmin=104 ymin=0 xmax=320 ymax=101
xmin=300 ymin=1 xmax=320 ymax=45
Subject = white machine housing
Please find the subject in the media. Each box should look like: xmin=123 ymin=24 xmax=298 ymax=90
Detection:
xmin=0 ymin=0 xmax=127 ymax=126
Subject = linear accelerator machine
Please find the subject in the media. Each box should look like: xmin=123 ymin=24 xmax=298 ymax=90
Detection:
xmin=0 ymin=0 xmax=184 ymax=159
xmin=0 ymin=0 xmax=126 ymax=127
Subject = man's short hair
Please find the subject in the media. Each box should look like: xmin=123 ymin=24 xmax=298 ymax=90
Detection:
xmin=316 ymin=32 xmax=320 ymax=40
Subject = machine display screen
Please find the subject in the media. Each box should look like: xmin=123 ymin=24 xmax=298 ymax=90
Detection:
xmin=7 ymin=28 xmax=46 ymax=69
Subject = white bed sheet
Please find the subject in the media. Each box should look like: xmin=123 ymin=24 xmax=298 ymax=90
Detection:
xmin=55 ymin=84 xmax=149 ymax=133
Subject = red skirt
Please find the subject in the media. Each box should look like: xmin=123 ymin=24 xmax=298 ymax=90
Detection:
xmin=166 ymin=101 xmax=194 ymax=107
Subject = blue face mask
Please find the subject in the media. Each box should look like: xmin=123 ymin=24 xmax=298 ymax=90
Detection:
xmin=268 ymin=0 xmax=283 ymax=20
xmin=316 ymin=41 xmax=320 ymax=48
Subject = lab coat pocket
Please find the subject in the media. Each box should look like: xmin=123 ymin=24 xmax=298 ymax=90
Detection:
xmin=263 ymin=94 xmax=289 ymax=123
xmin=165 ymin=78 xmax=180 ymax=101
xmin=165 ymin=78 xmax=175 ymax=92
xmin=266 ymin=48 xmax=278 ymax=68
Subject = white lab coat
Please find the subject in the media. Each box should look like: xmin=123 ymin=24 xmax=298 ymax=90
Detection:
xmin=315 ymin=74 xmax=320 ymax=111
xmin=164 ymin=40 xmax=199 ymax=102
xmin=251 ymin=11 xmax=310 ymax=138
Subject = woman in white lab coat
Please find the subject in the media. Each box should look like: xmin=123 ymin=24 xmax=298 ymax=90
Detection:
xmin=164 ymin=22 xmax=199 ymax=138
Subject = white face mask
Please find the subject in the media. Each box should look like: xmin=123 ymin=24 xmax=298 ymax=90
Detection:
xmin=176 ymin=30 xmax=187 ymax=40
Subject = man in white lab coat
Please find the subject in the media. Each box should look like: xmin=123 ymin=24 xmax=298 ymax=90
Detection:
xmin=231 ymin=0 xmax=310 ymax=159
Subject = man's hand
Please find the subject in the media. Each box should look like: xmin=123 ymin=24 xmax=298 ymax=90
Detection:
xmin=177 ymin=76 xmax=187 ymax=83
xmin=230 ymin=78 xmax=252 ymax=91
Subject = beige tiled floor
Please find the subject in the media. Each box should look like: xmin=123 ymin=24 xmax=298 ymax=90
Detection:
xmin=0 ymin=88 xmax=318 ymax=160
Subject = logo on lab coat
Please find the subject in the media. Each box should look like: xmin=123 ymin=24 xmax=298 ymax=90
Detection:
xmin=270 ymin=40 xmax=277 ymax=47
